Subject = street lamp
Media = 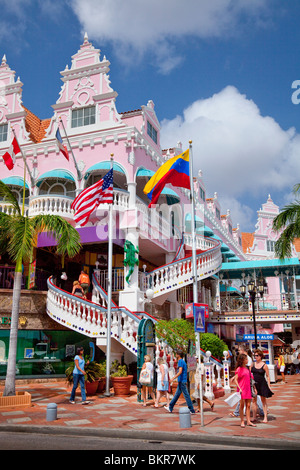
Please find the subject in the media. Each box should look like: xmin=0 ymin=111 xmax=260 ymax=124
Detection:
xmin=247 ymin=278 xmax=265 ymax=349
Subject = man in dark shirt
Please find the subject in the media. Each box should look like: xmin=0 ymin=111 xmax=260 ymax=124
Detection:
xmin=164 ymin=350 xmax=195 ymax=414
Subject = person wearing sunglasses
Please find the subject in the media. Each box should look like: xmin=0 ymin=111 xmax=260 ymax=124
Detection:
xmin=251 ymin=350 xmax=273 ymax=423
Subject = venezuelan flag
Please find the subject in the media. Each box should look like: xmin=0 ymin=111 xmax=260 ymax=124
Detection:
xmin=143 ymin=149 xmax=190 ymax=207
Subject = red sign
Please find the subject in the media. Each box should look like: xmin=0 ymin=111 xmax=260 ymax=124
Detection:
xmin=185 ymin=303 xmax=209 ymax=319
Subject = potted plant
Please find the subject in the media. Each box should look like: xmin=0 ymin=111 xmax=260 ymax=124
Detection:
xmin=96 ymin=361 xmax=107 ymax=394
xmin=110 ymin=360 xmax=133 ymax=396
xmin=65 ymin=358 xmax=102 ymax=396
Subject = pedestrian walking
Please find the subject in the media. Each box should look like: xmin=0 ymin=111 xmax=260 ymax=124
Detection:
xmin=140 ymin=355 xmax=155 ymax=407
xmin=193 ymin=358 xmax=214 ymax=412
xmin=69 ymin=347 xmax=90 ymax=405
xmin=229 ymin=344 xmax=263 ymax=418
xmin=277 ymin=352 xmax=286 ymax=383
xmin=154 ymin=357 xmax=170 ymax=408
xmin=251 ymin=349 xmax=273 ymax=423
xmin=231 ymin=353 xmax=256 ymax=428
xmin=164 ymin=350 xmax=195 ymax=414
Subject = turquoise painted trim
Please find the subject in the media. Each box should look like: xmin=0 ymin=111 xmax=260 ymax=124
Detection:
xmin=2 ymin=176 xmax=29 ymax=189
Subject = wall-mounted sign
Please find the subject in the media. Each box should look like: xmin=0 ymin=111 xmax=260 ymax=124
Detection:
xmin=244 ymin=334 xmax=274 ymax=341
xmin=194 ymin=304 xmax=206 ymax=333
xmin=186 ymin=303 xmax=209 ymax=319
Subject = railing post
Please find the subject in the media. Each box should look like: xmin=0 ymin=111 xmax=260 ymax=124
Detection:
xmin=223 ymin=350 xmax=231 ymax=394
xmin=203 ymin=351 xmax=215 ymax=400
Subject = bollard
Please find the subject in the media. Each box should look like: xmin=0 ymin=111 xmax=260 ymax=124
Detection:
xmin=179 ymin=406 xmax=191 ymax=428
xmin=46 ymin=403 xmax=57 ymax=422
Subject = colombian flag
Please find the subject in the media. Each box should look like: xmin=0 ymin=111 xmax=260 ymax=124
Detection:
xmin=143 ymin=149 xmax=190 ymax=207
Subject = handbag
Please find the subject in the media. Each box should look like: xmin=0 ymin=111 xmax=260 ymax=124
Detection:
xmin=167 ymin=373 xmax=172 ymax=394
xmin=139 ymin=368 xmax=151 ymax=385
xmin=224 ymin=391 xmax=241 ymax=407
xmin=250 ymin=377 xmax=257 ymax=398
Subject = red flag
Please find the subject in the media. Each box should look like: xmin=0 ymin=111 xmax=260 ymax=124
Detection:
xmin=2 ymin=137 xmax=21 ymax=170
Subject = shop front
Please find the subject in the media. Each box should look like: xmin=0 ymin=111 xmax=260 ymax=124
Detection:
xmin=0 ymin=289 xmax=94 ymax=379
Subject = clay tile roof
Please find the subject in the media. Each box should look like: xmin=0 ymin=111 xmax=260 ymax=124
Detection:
xmin=22 ymin=106 xmax=51 ymax=143
xmin=293 ymin=238 xmax=300 ymax=252
xmin=241 ymin=232 xmax=254 ymax=253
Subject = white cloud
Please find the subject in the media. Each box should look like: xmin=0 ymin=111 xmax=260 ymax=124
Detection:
xmin=160 ymin=86 xmax=300 ymax=229
xmin=69 ymin=0 xmax=271 ymax=73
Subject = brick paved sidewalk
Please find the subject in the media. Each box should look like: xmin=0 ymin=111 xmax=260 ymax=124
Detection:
xmin=0 ymin=375 xmax=300 ymax=447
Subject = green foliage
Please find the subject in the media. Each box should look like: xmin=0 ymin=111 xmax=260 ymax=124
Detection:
xmin=155 ymin=319 xmax=196 ymax=353
xmin=65 ymin=358 xmax=103 ymax=384
xmin=110 ymin=360 xmax=128 ymax=377
xmin=199 ymin=333 xmax=228 ymax=359
xmin=155 ymin=319 xmax=227 ymax=359
xmin=0 ymin=180 xmax=81 ymax=264
xmin=273 ymin=184 xmax=300 ymax=259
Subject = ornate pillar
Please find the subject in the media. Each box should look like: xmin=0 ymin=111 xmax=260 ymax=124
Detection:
xmin=223 ymin=350 xmax=231 ymax=394
xmin=203 ymin=351 xmax=215 ymax=401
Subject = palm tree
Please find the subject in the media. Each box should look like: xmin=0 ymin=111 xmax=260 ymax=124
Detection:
xmin=0 ymin=181 xmax=81 ymax=396
xmin=273 ymin=184 xmax=300 ymax=259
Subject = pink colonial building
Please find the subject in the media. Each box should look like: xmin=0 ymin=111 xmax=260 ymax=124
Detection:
xmin=241 ymin=195 xmax=299 ymax=333
xmin=1 ymin=34 xmax=299 ymax=379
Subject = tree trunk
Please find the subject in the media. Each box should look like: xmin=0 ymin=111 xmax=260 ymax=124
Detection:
xmin=3 ymin=270 xmax=22 ymax=396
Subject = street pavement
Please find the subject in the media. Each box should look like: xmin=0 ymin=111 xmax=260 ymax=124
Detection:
xmin=0 ymin=374 xmax=300 ymax=449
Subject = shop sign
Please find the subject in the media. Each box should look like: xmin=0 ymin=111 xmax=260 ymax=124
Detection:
xmin=0 ymin=316 xmax=11 ymax=326
xmin=243 ymin=334 xmax=274 ymax=341
xmin=186 ymin=303 xmax=209 ymax=319
xmin=194 ymin=304 xmax=206 ymax=333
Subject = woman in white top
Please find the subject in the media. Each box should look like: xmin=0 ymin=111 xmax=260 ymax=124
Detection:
xmin=154 ymin=357 xmax=170 ymax=408
xmin=141 ymin=355 xmax=155 ymax=407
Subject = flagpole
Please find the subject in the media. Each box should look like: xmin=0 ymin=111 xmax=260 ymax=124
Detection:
xmin=189 ymin=140 xmax=204 ymax=427
xmin=104 ymin=153 xmax=114 ymax=396
xmin=11 ymin=127 xmax=35 ymax=190
xmin=59 ymin=118 xmax=82 ymax=181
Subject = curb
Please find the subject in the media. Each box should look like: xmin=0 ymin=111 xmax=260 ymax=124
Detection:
xmin=0 ymin=424 xmax=299 ymax=450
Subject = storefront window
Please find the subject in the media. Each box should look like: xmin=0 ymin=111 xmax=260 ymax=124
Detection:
xmin=0 ymin=330 xmax=91 ymax=378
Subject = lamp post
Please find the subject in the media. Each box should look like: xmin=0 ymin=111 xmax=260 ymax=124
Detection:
xmin=241 ymin=278 xmax=264 ymax=349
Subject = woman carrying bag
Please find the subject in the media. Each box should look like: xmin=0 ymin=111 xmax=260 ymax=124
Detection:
xmin=231 ymin=353 xmax=256 ymax=428
xmin=139 ymin=355 xmax=155 ymax=407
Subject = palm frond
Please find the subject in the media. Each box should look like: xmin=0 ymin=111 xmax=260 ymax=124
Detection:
xmin=6 ymin=215 xmax=34 ymax=264
xmin=0 ymin=181 xmax=21 ymax=216
xmin=31 ymin=214 xmax=81 ymax=258
xmin=272 ymin=202 xmax=300 ymax=233
xmin=0 ymin=212 xmax=12 ymax=254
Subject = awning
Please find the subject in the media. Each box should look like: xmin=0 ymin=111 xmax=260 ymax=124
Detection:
xmin=85 ymin=161 xmax=126 ymax=178
xmin=221 ymin=257 xmax=300 ymax=279
xmin=36 ymin=170 xmax=75 ymax=186
xmin=2 ymin=176 xmax=29 ymax=189
xmin=220 ymin=285 xmax=241 ymax=294
xmin=136 ymin=168 xmax=154 ymax=178
xmin=221 ymin=243 xmax=230 ymax=252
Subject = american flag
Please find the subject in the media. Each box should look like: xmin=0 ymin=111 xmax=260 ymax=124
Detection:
xmin=71 ymin=169 xmax=113 ymax=226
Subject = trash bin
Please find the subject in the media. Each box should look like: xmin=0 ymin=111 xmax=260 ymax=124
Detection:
xmin=46 ymin=403 xmax=57 ymax=422
xmin=179 ymin=406 xmax=191 ymax=428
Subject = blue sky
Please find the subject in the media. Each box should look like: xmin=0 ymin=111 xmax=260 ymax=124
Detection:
xmin=1 ymin=0 xmax=300 ymax=232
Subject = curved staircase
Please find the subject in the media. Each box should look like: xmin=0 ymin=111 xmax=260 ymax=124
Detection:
xmin=46 ymin=235 xmax=223 ymax=366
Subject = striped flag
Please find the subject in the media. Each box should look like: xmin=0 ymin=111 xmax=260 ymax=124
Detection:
xmin=55 ymin=128 xmax=69 ymax=161
xmin=71 ymin=169 xmax=113 ymax=226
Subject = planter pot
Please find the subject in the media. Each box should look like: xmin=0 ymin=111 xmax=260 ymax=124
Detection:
xmin=111 ymin=375 xmax=133 ymax=396
xmin=85 ymin=380 xmax=99 ymax=396
xmin=0 ymin=391 xmax=31 ymax=410
xmin=97 ymin=377 xmax=106 ymax=394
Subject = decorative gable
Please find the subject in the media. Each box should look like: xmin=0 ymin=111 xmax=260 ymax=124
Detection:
xmin=48 ymin=33 xmax=123 ymax=136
